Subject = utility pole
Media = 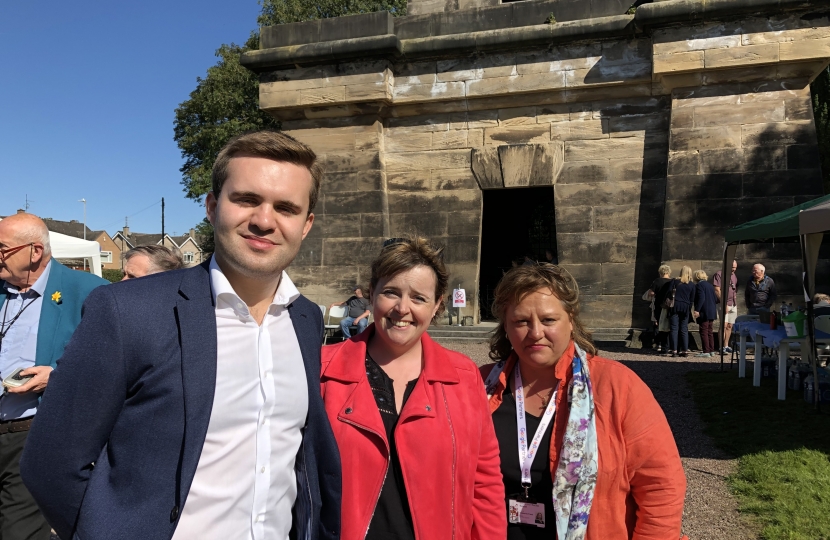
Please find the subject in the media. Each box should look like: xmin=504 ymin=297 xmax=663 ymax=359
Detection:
xmin=161 ymin=197 xmax=165 ymax=239
xmin=24 ymin=195 xmax=33 ymax=211
xmin=79 ymin=198 xmax=87 ymax=239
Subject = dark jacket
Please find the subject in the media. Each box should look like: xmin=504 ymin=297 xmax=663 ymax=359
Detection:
xmin=20 ymin=261 xmax=341 ymax=540
xmin=695 ymin=280 xmax=718 ymax=321
xmin=669 ymin=280 xmax=696 ymax=318
xmin=745 ymin=275 xmax=777 ymax=310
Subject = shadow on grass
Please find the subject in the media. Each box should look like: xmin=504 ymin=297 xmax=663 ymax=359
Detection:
xmin=686 ymin=368 xmax=830 ymax=457
xmin=687 ymin=368 xmax=830 ymax=539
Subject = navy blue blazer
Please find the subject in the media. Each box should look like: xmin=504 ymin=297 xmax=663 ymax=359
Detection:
xmin=695 ymin=280 xmax=718 ymax=321
xmin=20 ymin=261 xmax=341 ymax=540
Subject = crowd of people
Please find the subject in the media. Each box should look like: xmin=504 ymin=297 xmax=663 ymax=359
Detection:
xmin=646 ymin=260 xmax=786 ymax=357
xmin=0 ymin=130 xmax=689 ymax=540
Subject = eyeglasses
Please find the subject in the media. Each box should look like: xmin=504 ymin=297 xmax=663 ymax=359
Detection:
xmin=0 ymin=243 xmax=33 ymax=263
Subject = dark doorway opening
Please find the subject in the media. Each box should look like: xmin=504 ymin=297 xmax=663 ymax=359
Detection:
xmin=479 ymin=187 xmax=557 ymax=321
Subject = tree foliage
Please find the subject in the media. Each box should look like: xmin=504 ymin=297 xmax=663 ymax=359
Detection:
xmin=194 ymin=217 xmax=215 ymax=254
xmin=173 ymin=33 xmax=278 ymax=203
xmin=258 ymin=0 xmax=406 ymax=26
xmin=811 ymin=66 xmax=830 ymax=195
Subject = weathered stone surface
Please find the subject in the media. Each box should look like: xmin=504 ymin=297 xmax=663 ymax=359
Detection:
xmin=668 ymin=151 xmax=699 ymax=175
xmin=653 ymin=51 xmax=704 ymax=73
xmin=741 ymin=122 xmax=817 ymax=147
xmin=387 ymin=171 xmax=431 ymax=191
xmin=386 ymin=149 xmax=471 ymax=171
xmin=601 ymin=263 xmax=637 ymax=295
xmin=555 ymin=206 xmax=593 ymax=233
xmin=387 ymin=189 xmax=481 ymax=213
xmin=555 ymin=181 xmax=644 ymax=207
xmin=742 ymin=145 xmax=787 ymax=171
xmin=699 ymin=148 xmax=744 ymax=174
xmin=565 ymin=138 xmax=645 ymax=161
xmin=325 ymin=191 xmax=384 ymax=214
xmin=665 ymin=173 xmax=742 ymax=201
xmin=704 ymin=43 xmax=780 ymax=69
xmin=558 ymin=232 xmax=638 ymax=264
xmin=670 ymin=126 xmax=741 ymax=151
xmin=484 ymin=125 xmax=551 ymax=145
xmin=471 ymin=146 xmax=503 ymax=189
xmin=447 ymin=211 xmax=481 ymax=235
xmin=693 ymin=103 xmax=785 ymax=127
xmin=390 ymin=212 xmax=449 ymax=236
xmin=433 ymin=168 xmax=478 ymax=190
xmin=360 ymin=214 xmax=384 ymax=237
xmin=559 ymin=160 xmax=611 ymax=184
xmin=560 ymin=263 xmax=602 ymax=295
xmin=324 ymin=238 xmax=384 ymax=266
xmin=786 ymin=144 xmax=821 ymax=170
xmin=323 ymin=215 xmax=362 ymax=238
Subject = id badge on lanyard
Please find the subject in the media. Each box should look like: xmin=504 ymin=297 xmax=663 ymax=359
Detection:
xmin=508 ymin=363 xmax=556 ymax=529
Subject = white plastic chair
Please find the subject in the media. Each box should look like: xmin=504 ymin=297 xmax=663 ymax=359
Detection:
xmin=325 ymin=305 xmax=347 ymax=345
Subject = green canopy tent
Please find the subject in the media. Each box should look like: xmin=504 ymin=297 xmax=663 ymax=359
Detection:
xmin=721 ymin=193 xmax=830 ymax=405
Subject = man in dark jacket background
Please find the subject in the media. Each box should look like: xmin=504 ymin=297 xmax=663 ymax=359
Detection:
xmin=745 ymin=263 xmax=777 ymax=315
xmin=20 ymin=131 xmax=341 ymax=540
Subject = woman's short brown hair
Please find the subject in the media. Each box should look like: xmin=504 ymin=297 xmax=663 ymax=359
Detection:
xmin=369 ymin=236 xmax=449 ymax=318
xmin=212 ymin=130 xmax=323 ymax=213
xmin=489 ymin=264 xmax=596 ymax=361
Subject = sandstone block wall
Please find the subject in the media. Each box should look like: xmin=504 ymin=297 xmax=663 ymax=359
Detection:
xmin=244 ymin=1 xmax=830 ymax=331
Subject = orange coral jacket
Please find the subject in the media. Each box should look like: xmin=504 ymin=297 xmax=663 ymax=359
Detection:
xmin=481 ymin=343 xmax=688 ymax=540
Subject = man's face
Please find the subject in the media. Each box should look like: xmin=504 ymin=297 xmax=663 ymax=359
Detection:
xmin=206 ymin=156 xmax=314 ymax=280
xmin=731 ymin=261 xmax=737 ymax=274
xmin=122 ymin=254 xmax=154 ymax=281
xmin=0 ymin=222 xmax=34 ymax=288
xmin=355 ymin=288 xmax=363 ymax=298
xmin=752 ymin=265 xmax=764 ymax=281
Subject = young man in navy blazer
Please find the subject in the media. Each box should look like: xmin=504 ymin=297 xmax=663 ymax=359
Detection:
xmin=21 ymin=131 xmax=341 ymax=540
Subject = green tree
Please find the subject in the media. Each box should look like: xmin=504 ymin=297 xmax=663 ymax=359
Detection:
xmin=259 ymin=0 xmax=406 ymax=25
xmin=174 ymin=33 xmax=278 ymax=203
xmin=194 ymin=217 xmax=215 ymax=254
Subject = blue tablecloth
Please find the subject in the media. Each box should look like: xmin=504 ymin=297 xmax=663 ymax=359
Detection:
xmin=756 ymin=328 xmax=830 ymax=348
xmin=734 ymin=321 xmax=767 ymax=339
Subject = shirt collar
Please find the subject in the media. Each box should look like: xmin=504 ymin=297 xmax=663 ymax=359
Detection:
xmin=209 ymin=257 xmax=300 ymax=314
xmin=2 ymin=260 xmax=52 ymax=297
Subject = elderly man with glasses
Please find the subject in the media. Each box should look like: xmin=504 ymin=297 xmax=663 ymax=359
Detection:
xmin=0 ymin=212 xmax=106 ymax=540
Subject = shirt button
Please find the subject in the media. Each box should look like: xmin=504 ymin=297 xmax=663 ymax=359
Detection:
xmin=345 ymin=407 xmax=353 ymax=414
xmin=263 ymin=371 xmax=271 ymax=378
xmin=261 ymin=466 xmax=266 ymax=473
xmin=257 ymin=515 xmax=265 ymax=523
xmin=170 ymin=506 xmax=179 ymax=522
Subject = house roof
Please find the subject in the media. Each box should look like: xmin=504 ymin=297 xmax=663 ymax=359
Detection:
xmin=42 ymin=218 xmax=95 ymax=239
xmin=111 ymin=231 xmax=202 ymax=252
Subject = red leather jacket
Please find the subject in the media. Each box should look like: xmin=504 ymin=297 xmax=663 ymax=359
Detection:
xmin=320 ymin=327 xmax=506 ymax=540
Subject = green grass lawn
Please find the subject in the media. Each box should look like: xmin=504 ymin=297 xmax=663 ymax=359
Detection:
xmin=686 ymin=369 xmax=830 ymax=540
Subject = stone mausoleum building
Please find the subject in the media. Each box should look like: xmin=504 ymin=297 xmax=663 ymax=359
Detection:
xmin=242 ymin=0 xmax=830 ymax=337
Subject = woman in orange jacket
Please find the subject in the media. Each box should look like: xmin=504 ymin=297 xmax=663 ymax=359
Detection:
xmin=481 ymin=264 xmax=688 ymax=539
xmin=321 ymin=236 xmax=505 ymax=540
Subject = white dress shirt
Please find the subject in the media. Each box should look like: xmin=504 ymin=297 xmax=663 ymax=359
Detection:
xmin=172 ymin=259 xmax=309 ymax=540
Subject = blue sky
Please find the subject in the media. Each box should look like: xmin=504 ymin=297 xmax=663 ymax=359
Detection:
xmin=0 ymin=0 xmax=261 ymax=237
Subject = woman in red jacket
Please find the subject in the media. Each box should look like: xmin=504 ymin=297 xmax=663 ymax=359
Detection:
xmin=321 ymin=236 xmax=505 ymax=540
xmin=482 ymin=264 xmax=688 ymax=540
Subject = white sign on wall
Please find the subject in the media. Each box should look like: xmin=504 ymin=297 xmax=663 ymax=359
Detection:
xmin=452 ymin=288 xmax=467 ymax=308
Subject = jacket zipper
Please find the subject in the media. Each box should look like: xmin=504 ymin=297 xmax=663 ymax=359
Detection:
xmin=440 ymin=385 xmax=456 ymax=540
xmin=338 ymin=417 xmax=389 ymax=540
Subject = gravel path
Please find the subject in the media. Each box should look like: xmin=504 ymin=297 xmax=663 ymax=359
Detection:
xmin=442 ymin=341 xmax=759 ymax=540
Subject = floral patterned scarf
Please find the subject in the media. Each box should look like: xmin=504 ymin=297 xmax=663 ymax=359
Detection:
xmin=484 ymin=344 xmax=598 ymax=540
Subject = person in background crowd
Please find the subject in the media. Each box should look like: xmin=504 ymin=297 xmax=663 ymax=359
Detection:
xmin=0 ymin=213 xmax=107 ymax=540
xmin=814 ymin=293 xmax=830 ymax=318
xmin=320 ymin=236 xmax=505 ymax=540
xmin=745 ymin=263 xmax=777 ymax=315
xmin=713 ymin=259 xmax=738 ymax=353
xmin=482 ymin=264 xmax=687 ymax=539
xmin=20 ymin=130 xmax=341 ymax=540
xmin=668 ymin=266 xmax=696 ymax=358
xmin=522 ymin=253 xmax=536 ymax=266
xmin=329 ymin=285 xmax=370 ymax=338
xmin=693 ymin=270 xmax=718 ymax=358
xmin=647 ymin=264 xmax=672 ymax=353
xmin=544 ymin=249 xmax=558 ymax=265
xmin=121 ymin=244 xmax=184 ymax=280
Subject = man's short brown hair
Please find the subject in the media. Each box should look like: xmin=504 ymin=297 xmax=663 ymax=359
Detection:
xmin=212 ymin=130 xmax=323 ymax=213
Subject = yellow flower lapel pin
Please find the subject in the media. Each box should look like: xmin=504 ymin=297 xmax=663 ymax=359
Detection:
xmin=51 ymin=291 xmax=62 ymax=304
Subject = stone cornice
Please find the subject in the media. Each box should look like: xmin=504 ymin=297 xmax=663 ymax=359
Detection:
xmin=242 ymin=0 xmax=830 ymax=72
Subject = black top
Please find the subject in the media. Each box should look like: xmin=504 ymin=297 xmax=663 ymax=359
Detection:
xmin=365 ymin=355 xmax=417 ymax=540
xmin=650 ymin=277 xmax=672 ymax=309
xmin=493 ymin=387 xmax=556 ymax=540
xmin=346 ymin=295 xmax=371 ymax=318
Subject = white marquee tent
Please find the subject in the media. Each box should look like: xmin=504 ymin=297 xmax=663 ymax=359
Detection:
xmin=49 ymin=231 xmax=102 ymax=277
xmin=0 ymin=217 xmax=102 ymax=277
